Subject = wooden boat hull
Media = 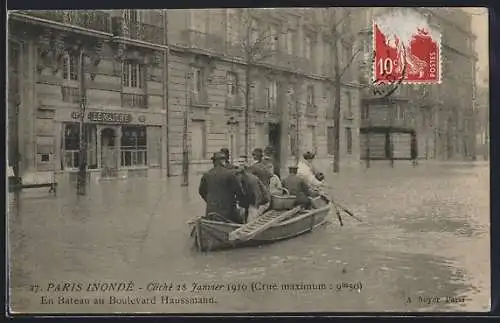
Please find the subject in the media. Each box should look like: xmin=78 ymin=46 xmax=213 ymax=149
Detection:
xmin=190 ymin=204 xmax=331 ymax=252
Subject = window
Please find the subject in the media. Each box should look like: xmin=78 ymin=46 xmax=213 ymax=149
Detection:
xmin=62 ymin=123 xmax=98 ymax=169
xmin=121 ymin=126 xmax=147 ymax=167
xmin=345 ymin=91 xmax=353 ymax=118
xmin=361 ymin=105 xmax=369 ymax=120
xmin=286 ymin=31 xmax=295 ymax=55
xmin=129 ymin=10 xmax=145 ymax=23
xmin=123 ymin=61 xmax=143 ymax=88
xmin=327 ymin=126 xmax=335 ymax=155
xmin=307 ymin=85 xmax=315 ymax=107
xmin=306 ymin=126 xmax=316 ymax=153
xmin=345 ymin=127 xmax=352 ymax=155
xmin=192 ymin=10 xmax=207 ymax=33
xmin=251 ymin=19 xmax=259 ymax=44
xmin=396 ymin=105 xmax=405 ymax=120
xmin=266 ymin=79 xmax=278 ymax=109
xmin=191 ymin=120 xmax=207 ymax=160
xmin=323 ymin=42 xmax=331 ymax=66
xmin=193 ymin=67 xmax=205 ymax=95
xmin=227 ymin=72 xmax=238 ymax=97
xmin=226 ymin=9 xmax=239 ymax=44
xmin=269 ymin=25 xmax=278 ymax=50
xmin=62 ymin=52 xmax=79 ymax=81
xmin=305 ymin=36 xmax=312 ymax=59
xmin=255 ymin=123 xmax=268 ymax=149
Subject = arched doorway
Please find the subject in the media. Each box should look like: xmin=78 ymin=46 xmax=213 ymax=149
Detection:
xmin=101 ymin=128 xmax=118 ymax=177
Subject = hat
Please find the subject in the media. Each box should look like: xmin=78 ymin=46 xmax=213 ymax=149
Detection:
xmin=303 ymin=151 xmax=315 ymax=160
xmin=211 ymin=152 xmax=226 ymax=161
xmin=252 ymin=148 xmax=263 ymax=155
xmin=220 ymin=148 xmax=230 ymax=157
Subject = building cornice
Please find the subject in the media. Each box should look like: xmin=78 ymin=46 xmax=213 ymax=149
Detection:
xmin=10 ymin=11 xmax=361 ymax=89
xmin=9 ymin=12 xmax=113 ymax=39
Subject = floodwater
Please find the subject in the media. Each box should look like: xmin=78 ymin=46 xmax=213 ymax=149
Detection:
xmin=8 ymin=161 xmax=490 ymax=313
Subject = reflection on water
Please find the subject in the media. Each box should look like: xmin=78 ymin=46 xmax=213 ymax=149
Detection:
xmin=8 ymin=163 xmax=490 ymax=313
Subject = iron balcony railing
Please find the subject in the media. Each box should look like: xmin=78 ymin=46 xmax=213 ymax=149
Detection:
xmin=24 ymin=10 xmax=112 ymax=33
xmin=61 ymin=86 xmax=81 ymax=104
xmin=121 ymin=93 xmax=148 ymax=109
xmin=180 ymin=29 xmax=226 ymax=54
xmin=112 ymin=17 xmax=164 ymax=44
xmin=306 ymin=104 xmax=318 ymax=116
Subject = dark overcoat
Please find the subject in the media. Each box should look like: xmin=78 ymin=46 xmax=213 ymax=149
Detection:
xmin=234 ymin=170 xmax=270 ymax=209
xmin=199 ymin=165 xmax=244 ymax=223
xmin=282 ymin=174 xmax=313 ymax=207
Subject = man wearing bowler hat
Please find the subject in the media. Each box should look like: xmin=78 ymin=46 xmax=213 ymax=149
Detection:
xmin=282 ymin=162 xmax=314 ymax=209
xmin=199 ymin=152 xmax=245 ymax=223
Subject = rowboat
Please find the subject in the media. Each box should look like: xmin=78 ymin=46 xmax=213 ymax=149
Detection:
xmin=188 ymin=196 xmax=332 ymax=252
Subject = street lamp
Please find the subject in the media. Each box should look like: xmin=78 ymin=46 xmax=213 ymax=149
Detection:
xmin=227 ymin=116 xmax=238 ymax=164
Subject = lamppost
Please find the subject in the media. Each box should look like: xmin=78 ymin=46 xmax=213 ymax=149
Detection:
xmin=181 ymin=71 xmax=192 ymax=187
xmin=227 ymin=116 xmax=238 ymax=164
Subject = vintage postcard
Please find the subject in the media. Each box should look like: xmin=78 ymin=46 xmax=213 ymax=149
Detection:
xmin=7 ymin=7 xmax=490 ymax=314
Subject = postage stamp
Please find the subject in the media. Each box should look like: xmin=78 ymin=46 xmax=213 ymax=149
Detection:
xmin=373 ymin=10 xmax=441 ymax=84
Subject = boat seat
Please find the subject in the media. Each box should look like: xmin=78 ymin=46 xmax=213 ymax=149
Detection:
xmin=206 ymin=212 xmax=236 ymax=223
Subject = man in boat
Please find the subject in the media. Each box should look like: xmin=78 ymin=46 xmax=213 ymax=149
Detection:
xmin=251 ymin=148 xmax=264 ymax=165
xmin=264 ymin=145 xmax=281 ymax=178
xmin=247 ymin=149 xmax=273 ymax=187
xmin=265 ymin=162 xmax=284 ymax=196
xmin=297 ymin=151 xmax=325 ymax=191
xmin=220 ymin=148 xmax=238 ymax=170
xmin=234 ymin=156 xmax=271 ymax=223
xmin=282 ymin=162 xmax=314 ymax=209
xmin=198 ymin=152 xmax=245 ymax=223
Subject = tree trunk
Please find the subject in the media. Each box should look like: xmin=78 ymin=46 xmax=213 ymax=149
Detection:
xmin=333 ymin=43 xmax=341 ymax=173
xmin=163 ymin=10 xmax=171 ymax=177
xmin=245 ymin=63 xmax=251 ymax=159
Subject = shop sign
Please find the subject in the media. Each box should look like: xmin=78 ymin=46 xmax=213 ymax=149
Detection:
xmin=71 ymin=111 xmax=133 ymax=124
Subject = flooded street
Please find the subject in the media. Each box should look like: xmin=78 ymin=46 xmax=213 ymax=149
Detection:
xmin=8 ymin=162 xmax=490 ymax=313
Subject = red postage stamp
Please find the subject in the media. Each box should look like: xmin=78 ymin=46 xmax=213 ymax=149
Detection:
xmin=373 ymin=10 xmax=441 ymax=84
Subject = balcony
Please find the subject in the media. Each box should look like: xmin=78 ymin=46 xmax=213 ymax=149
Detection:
xmin=226 ymin=41 xmax=246 ymax=59
xmin=326 ymin=107 xmax=335 ymax=120
xmin=112 ymin=17 xmax=164 ymax=44
xmin=226 ymin=95 xmax=244 ymax=110
xmin=321 ymin=62 xmax=333 ymax=78
xmin=191 ymin=92 xmax=209 ymax=107
xmin=24 ymin=10 xmax=112 ymax=33
xmin=121 ymin=93 xmax=147 ymax=109
xmin=361 ymin=116 xmax=414 ymax=130
xmin=179 ymin=29 xmax=225 ymax=54
xmin=61 ymin=86 xmax=80 ymax=104
xmin=343 ymin=110 xmax=354 ymax=120
xmin=306 ymin=104 xmax=318 ymax=117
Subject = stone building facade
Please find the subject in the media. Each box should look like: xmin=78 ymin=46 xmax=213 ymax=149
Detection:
xmin=355 ymin=7 xmax=478 ymax=161
xmin=8 ymin=8 xmax=362 ymax=181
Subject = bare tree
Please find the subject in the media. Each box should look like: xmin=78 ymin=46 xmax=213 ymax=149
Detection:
xmin=324 ymin=8 xmax=364 ymax=173
xmin=226 ymin=8 xmax=289 ymax=158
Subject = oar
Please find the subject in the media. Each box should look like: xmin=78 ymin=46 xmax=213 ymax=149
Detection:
xmin=336 ymin=203 xmax=363 ymax=223
xmin=333 ymin=203 xmax=344 ymax=226
xmin=315 ymin=184 xmax=363 ymax=223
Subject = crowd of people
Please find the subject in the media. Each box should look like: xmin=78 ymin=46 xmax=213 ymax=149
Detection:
xmin=198 ymin=147 xmax=327 ymax=224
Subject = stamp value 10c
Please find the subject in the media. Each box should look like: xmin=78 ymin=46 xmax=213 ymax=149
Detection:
xmin=373 ymin=9 xmax=441 ymax=84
